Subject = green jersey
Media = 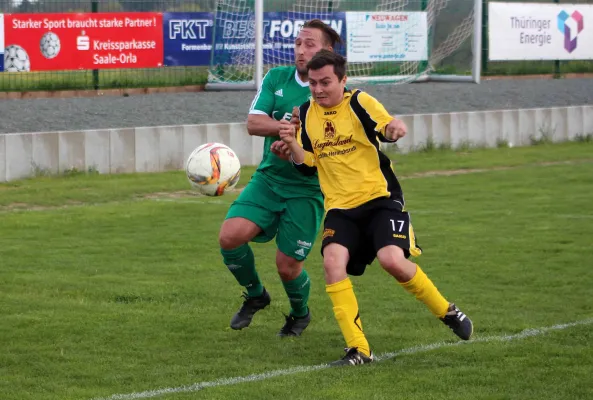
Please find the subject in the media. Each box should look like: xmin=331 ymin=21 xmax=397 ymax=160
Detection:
xmin=249 ymin=66 xmax=320 ymax=194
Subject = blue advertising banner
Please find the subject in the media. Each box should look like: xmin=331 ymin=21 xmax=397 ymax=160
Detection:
xmin=164 ymin=11 xmax=347 ymax=67
xmin=260 ymin=12 xmax=347 ymax=63
xmin=163 ymin=12 xmax=213 ymax=67
xmin=212 ymin=11 xmax=347 ymax=66
xmin=0 ymin=14 xmax=4 ymax=72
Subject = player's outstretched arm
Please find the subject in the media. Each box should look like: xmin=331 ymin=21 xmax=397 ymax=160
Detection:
xmin=384 ymin=118 xmax=407 ymax=142
xmin=355 ymin=91 xmax=407 ymax=143
xmin=246 ymin=114 xmax=284 ymax=137
xmin=278 ymin=120 xmax=306 ymax=163
xmin=270 ymin=140 xmax=291 ymax=160
xmin=247 ymin=70 xmax=285 ymax=137
xmin=270 ymin=106 xmax=301 ymax=160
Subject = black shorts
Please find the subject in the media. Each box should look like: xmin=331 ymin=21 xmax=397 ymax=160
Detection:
xmin=321 ymin=197 xmax=422 ymax=276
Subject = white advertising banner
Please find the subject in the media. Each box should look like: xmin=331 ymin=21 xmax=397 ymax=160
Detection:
xmin=489 ymin=2 xmax=593 ymax=60
xmin=345 ymin=11 xmax=428 ymax=62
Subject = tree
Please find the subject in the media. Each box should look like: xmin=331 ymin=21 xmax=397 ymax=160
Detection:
xmin=17 ymin=0 xmax=35 ymax=12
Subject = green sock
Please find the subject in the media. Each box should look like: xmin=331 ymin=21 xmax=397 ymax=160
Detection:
xmin=221 ymin=244 xmax=263 ymax=298
xmin=282 ymin=270 xmax=311 ymax=317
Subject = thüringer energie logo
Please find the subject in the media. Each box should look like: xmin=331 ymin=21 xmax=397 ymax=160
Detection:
xmin=557 ymin=10 xmax=583 ymax=53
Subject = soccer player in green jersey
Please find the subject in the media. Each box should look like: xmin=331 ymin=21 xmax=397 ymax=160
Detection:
xmin=218 ymin=20 xmax=342 ymax=336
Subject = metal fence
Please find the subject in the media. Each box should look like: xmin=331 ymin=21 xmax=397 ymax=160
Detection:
xmin=0 ymin=0 xmax=591 ymax=92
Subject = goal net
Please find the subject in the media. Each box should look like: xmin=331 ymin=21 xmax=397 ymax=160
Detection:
xmin=207 ymin=0 xmax=481 ymax=89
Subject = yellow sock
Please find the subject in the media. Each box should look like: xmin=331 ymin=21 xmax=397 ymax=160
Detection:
xmin=400 ymin=265 xmax=450 ymax=318
xmin=325 ymin=278 xmax=371 ymax=357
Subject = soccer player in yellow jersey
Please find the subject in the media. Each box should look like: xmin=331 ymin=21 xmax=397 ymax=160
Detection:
xmin=279 ymin=49 xmax=474 ymax=366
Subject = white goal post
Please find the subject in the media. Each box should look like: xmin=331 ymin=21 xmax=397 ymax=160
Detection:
xmin=206 ymin=0 xmax=482 ymax=90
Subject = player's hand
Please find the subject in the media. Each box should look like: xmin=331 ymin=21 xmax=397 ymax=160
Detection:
xmin=279 ymin=119 xmax=296 ymax=144
xmin=385 ymin=118 xmax=407 ymax=141
xmin=290 ymin=106 xmax=300 ymax=126
xmin=270 ymin=140 xmax=291 ymax=160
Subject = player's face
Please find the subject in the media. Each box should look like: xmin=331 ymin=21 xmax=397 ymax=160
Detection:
xmin=308 ymin=65 xmax=346 ymax=108
xmin=294 ymin=28 xmax=327 ymax=75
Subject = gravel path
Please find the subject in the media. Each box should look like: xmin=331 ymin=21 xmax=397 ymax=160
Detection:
xmin=1 ymin=78 xmax=592 ymax=134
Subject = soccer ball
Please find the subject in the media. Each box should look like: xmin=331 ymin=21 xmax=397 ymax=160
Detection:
xmin=40 ymin=32 xmax=61 ymax=59
xmin=4 ymin=45 xmax=31 ymax=72
xmin=185 ymin=143 xmax=241 ymax=196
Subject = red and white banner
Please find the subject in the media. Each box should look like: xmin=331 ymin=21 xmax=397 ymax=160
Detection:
xmin=3 ymin=13 xmax=163 ymax=71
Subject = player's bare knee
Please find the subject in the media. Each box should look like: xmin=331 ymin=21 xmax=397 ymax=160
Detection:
xmin=219 ymin=218 xmax=258 ymax=250
xmin=276 ymin=251 xmax=303 ymax=281
xmin=322 ymin=251 xmax=341 ymax=272
xmin=218 ymin=230 xmax=241 ymax=250
xmin=322 ymin=244 xmax=349 ymax=283
xmin=218 ymin=223 xmax=235 ymax=249
xmin=377 ymin=246 xmax=412 ymax=280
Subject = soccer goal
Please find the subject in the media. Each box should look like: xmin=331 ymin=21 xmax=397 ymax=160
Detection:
xmin=206 ymin=0 xmax=482 ymax=90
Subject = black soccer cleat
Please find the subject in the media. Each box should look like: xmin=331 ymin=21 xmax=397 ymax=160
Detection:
xmin=330 ymin=347 xmax=374 ymax=367
xmin=277 ymin=309 xmax=311 ymax=337
xmin=230 ymin=288 xmax=271 ymax=330
xmin=440 ymin=303 xmax=473 ymax=340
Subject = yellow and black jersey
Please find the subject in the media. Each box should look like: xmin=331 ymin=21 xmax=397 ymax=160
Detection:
xmin=294 ymin=89 xmax=403 ymax=211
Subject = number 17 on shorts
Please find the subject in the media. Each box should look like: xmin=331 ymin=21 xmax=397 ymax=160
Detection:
xmin=373 ymin=210 xmax=422 ymax=258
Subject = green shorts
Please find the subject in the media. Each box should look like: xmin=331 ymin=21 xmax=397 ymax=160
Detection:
xmin=225 ymin=173 xmax=324 ymax=261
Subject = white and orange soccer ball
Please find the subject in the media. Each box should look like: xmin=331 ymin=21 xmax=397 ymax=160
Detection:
xmin=185 ymin=143 xmax=241 ymax=196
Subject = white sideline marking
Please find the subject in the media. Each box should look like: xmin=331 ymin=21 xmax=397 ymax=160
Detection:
xmin=152 ymin=198 xmax=453 ymax=212
xmin=151 ymin=198 xmax=233 ymax=206
xmin=92 ymin=318 xmax=593 ymax=400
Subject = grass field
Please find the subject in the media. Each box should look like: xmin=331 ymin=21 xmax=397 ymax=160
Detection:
xmin=1 ymin=142 xmax=592 ymax=400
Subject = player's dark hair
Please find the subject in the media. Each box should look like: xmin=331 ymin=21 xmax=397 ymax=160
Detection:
xmin=306 ymin=49 xmax=346 ymax=80
xmin=302 ymin=19 xmax=343 ymax=48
